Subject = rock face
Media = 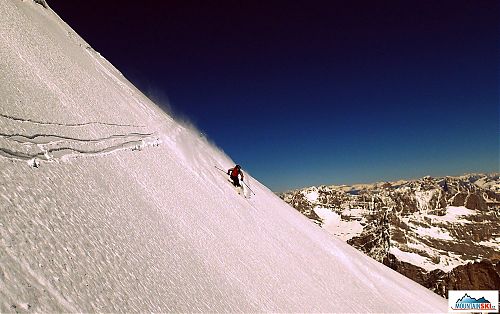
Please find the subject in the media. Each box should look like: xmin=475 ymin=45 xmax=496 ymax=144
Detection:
xmin=440 ymin=259 xmax=500 ymax=291
xmin=384 ymin=255 xmax=500 ymax=297
xmin=279 ymin=173 xmax=500 ymax=298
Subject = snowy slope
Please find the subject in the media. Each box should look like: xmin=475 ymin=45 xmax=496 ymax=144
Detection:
xmin=0 ymin=1 xmax=447 ymax=312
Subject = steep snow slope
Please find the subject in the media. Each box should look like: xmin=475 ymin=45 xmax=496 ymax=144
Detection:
xmin=0 ymin=1 xmax=447 ymax=312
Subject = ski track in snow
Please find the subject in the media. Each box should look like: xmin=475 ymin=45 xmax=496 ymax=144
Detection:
xmin=0 ymin=112 xmax=146 ymax=128
xmin=0 ymin=114 xmax=159 ymax=165
xmin=0 ymin=132 xmax=153 ymax=145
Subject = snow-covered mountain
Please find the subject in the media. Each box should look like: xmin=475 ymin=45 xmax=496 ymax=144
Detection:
xmin=279 ymin=173 xmax=500 ymax=297
xmin=0 ymin=1 xmax=447 ymax=312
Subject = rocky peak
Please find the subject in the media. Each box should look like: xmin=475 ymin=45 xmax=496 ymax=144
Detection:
xmin=279 ymin=173 xmax=500 ymax=298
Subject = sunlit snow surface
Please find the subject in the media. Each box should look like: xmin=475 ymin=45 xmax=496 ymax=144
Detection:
xmin=427 ymin=206 xmax=476 ymax=224
xmin=304 ymin=189 xmax=319 ymax=202
xmin=0 ymin=1 xmax=446 ymax=312
xmin=314 ymin=207 xmax=365 ymax=241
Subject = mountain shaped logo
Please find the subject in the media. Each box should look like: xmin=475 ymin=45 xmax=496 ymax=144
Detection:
xmin=451 ymin=292 xmax=497 ymax=312
xmin=456 ymin=294 xmax=490 ymax=304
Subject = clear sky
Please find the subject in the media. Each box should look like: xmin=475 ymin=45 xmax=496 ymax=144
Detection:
xmin=49 ymin=0 xmax=498 ymax=192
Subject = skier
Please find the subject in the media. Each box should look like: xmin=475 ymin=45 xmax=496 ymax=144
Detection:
xmin=227 ymin=164 xmax=244 ymax=187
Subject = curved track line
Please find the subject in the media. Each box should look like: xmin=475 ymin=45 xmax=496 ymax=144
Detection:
xmin=0 ymin=113 xmax=146 ymax=128
xmin=1 ymin=132 xmax=154 ymax=145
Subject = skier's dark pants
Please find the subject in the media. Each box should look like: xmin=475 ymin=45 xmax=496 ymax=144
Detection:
xmin=230 ymin=175 xmax=240 ymax=187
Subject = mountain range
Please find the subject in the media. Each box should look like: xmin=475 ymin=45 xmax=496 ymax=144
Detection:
xmin=279 ymin=173 xmax=500 ymax=297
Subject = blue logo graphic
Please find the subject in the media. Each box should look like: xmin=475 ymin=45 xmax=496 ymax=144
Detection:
xmin=453 ymin=293 xmax=495 ymax=311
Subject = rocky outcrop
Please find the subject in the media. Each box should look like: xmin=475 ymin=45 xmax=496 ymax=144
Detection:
xmin=284 ymin=192 xmax=323 ymax=224
xmin=384 ymin=253 xmax=433 ymax=289
xmin=384 ymin=254 xmax=500 ymax=298
xmin=440 ymin=259 xmax=500 ymax=292
xmin=33 ymin=0 xmax=48 ymax=9
xmin=464 ymin=193 xmax=488 ymax=211
xmin=450 ymin=192 xmax=467 ymax=207
xmin=279 ymin=173 xmax=500 ymax=298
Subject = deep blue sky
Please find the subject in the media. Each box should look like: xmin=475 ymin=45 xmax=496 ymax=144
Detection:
xmin=49 ymin=0 xmax=498 ymax=191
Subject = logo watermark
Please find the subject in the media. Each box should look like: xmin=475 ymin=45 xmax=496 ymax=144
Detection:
xmin=449 ymin=290 xmax=499 ymax=313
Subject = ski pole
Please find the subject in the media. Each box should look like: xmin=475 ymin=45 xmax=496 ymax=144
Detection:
xmin=241 ymin=179 xmax=256 ymax=195
xmin=214 ymin=165 xmax=227 ymax=174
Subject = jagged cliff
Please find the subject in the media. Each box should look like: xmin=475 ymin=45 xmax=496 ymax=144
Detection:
xmin=280 ymin=173 xmax=500 ymax=297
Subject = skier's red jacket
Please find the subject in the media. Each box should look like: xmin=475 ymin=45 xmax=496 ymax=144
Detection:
xmin=228 ymin=167 xmax=244 ymax=179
